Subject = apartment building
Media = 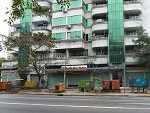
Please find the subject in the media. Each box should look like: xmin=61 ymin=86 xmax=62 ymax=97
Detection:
xmin=48 ymin=0 xmax=150 ymax=87
xmin=1 ymin=0 xmax=150 ymax=87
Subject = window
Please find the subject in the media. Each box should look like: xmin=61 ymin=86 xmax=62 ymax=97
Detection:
xmin=70 ymin=49 xmax=88 ymax=57
xmin=86 ymin=19 xmax=92 ymax=26
xmin=37 ymin=23 xmax=47 ymax=29
xmin=125 ymin=14 xmax=139 ymax=19
xmin=16 ymin=27 xmax=20 ymax=31
xmin=126 ymin=30 xmax=137 ymax=36
xmin=53 ymin=17 xmax=66 ymax=26
xmin=85 ymin=4 xmax=92 ymax=11
xmin=68 ymin=15 xmax=82 ymax=24
xmin=85 ymin=34 xmax=92 ymax=41
xmin=70 ymin=0 xmax=82 ymax=8
xmin=53 ymin=33 xmax=66 ymax=40
xmin=95 ymin=1 xmax=107 ymax=6
xmin=39 ymin=54 xmax=46 ymax=59
xmin=53 ymin=3 xmax=61 ymax=11
xmin=70 ymin=31 xmax=82 ymax=39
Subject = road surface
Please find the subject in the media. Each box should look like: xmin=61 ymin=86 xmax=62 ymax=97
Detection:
xmin=0 ymin=94 xmax=150 ymax=113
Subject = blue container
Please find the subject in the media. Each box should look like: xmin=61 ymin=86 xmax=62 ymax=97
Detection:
xmin=129 ymin=77 xmax=148 ymax=88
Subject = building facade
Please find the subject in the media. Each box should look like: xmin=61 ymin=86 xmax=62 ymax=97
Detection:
xmin=1 ymin=0 xmax=150 ymax=87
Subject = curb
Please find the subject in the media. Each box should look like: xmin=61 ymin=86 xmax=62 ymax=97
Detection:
xmin=16 ymin=92 xmax=150 ymax=97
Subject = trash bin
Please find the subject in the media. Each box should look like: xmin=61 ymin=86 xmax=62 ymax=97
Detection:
xmin=54 ymin=83 xmax=65 ymax=93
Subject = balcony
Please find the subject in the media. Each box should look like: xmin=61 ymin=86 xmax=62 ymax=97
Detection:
xmin=37 ymin=0 xmax=51 ymax=9
xmin=2 ymin=60 xmax=18 ymax=68
xmin=54 ymin=39 xmax=86 ymax=49
xmin=92 ymin=20 xmax=108 ymax=32
xmin=124 ymin=19 xmax=142 ymax=28
xmin=32 ymin=29 xmax=51 ymax=35
xmin=124 ymin=1 xmax=142 ymax=13
xmin=32 ymin=15 xmax=51 ymax=23
xmin=50 ymin=56 xmax=108 ymax=65
xmin=124 ymin=36 xmax=137 ymax=46
xmin=13 ymin=19 xmax=20 ymax=27
xmin=92 ymin=37 xmax=108 ymax=48
xmin=125 ymin=53 xmax=138 ymax=63
xmin=92 ymin=4 xmax=107 ymax=17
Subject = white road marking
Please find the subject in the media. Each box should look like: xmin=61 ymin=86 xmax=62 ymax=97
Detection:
xmin=0 ymin=102 xmax=150 ymax=110
xmin=123 ymin=103 xmax=150 ymax=105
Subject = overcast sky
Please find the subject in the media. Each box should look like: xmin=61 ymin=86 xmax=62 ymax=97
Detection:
xmin=0 ymin=0 xmax=10 ymax=35
xmin=0 ymin=0 xmax=11 ymax=58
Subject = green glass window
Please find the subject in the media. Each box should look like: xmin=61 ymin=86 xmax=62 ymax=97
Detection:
xmin=53 ymin=33 xmax=66 ymax=40
xmin=108 ymin=0 xmax=124 ymax=63
xmin=53 ymin=3 xmax=61 ymax=11
xmin=68 ymin=15 xmax=82 ymax=24
xmin=86 ymin=19 xmax=92 ymax=26
xmin=88 ymin=34 xmax=92 ymax=40
xmin=70 ymin=31 xmax=82 ymax=39
xmin=19 ymin=0 xmax=32 ymax=67
xmin=70 ymin=0 xmax=82 ymax=8
xmin=52 ymin=17 xmax=66 ymax=26
xmin=82 ymin=17 xmax=86 ymax=26
xmin=85 ymin=4 xmax=92 ymax=11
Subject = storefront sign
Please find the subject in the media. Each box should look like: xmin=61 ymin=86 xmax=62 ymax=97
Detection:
xmin=61 ymin=65 xmax=87 ymax=71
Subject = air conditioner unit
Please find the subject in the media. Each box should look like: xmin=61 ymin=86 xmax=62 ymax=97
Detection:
xmin=67 ymin=24 xmax=72 ymax=29
xmin=96 ymin=19 xmax=103 ymax=22
xmin=47 ymin=10 xmax=51 ymax=13
xmin=62 ymin=7 xmax=68 ymax=13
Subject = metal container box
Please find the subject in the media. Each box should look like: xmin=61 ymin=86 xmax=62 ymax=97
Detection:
xmin=103 ymin=80 xmax=110 ymax=90
xmin=129 ymin=77 xmax=148 ymax=88
xmin=78 ymin=80 xmax=94 ymax=88
xmin=103 ymin=80 xmax=120 ymax=90
xmin=54 ymin=83 xmax=65 ymax=93
xmin=24 ymin=81 xmax=38 ymax=88
xmin=0 ymin=82 xmax=12 ymax=90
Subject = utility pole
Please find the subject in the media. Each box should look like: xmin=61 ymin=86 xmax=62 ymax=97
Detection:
xmin=123 ymin=62 xmax=126 ymax=93
xmin=64 ymin=52 xmax=67 ymax=87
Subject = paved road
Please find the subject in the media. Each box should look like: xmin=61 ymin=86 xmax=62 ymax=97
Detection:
xmin=0 ymin=94 xmax=150 ymax=113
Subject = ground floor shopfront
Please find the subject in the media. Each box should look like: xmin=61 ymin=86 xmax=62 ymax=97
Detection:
xmin=1 ymin=67 xmax=150 ymax=88
xmin=43 ymin=67 xmax=150 ymax=88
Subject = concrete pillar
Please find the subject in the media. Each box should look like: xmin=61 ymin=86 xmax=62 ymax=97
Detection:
xmin=131 ymin=87 xmax=134 ymax=93
xmin=90 ymin=72 xmax=93 ymax=79
xmin=27 ymin=74 xmax=31 ymax=82
xmin=144 ymin=88 xmax=147 ymax=94
xmin=66 ymin=49 xmax=69 ymax=57
xmin=137 ymin=88 xmax=141 ymax=93
xmin=110 ymin=72 xmax=113 ymax=80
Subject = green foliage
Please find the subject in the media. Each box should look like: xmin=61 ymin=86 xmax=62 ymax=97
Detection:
xmin=56 ymin=0 xmax=70 ymax=9
xmin=8 ymin=0 xmax=70 ymax=26
xmin=5 ymin=32 xmax=54 ymax=50
xmin=0 ymin=58 xmax=3 ymax=65
xmin=133 ymin=26 xmax=150 ymax=66
xmin=5 ymin=31 xmax=55 ymax=67
xmin=8 ymin=0 xmax=46 ymax=26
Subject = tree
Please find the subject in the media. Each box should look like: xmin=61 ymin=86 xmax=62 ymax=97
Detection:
xmin=3 ymin=0 xmax=70 ymax=86
xmin=8 ymin=0 xmax=70 ymax=25
xmin=4 ymin=32 xmax=55 ymax=86
xmin=133 ymin=26 xmax=150 ymax=66
xmin=0 ymin=57 xmax=5 ymax=78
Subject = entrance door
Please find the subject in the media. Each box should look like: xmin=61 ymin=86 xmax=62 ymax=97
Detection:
xmin=113 ymin=74 xmax=119 ymax=80
xmin=112 ymin=72 xmax=122 ymax=87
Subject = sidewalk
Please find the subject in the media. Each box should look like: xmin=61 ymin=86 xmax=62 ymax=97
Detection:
xmin=16 ymin=88 xmax=150 ymax=97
